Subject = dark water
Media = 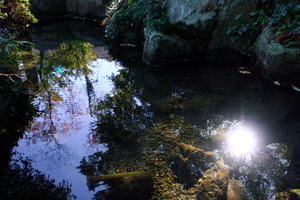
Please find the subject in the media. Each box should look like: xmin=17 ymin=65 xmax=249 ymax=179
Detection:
xmin=1 ymin=19 xmax=300 ymax=200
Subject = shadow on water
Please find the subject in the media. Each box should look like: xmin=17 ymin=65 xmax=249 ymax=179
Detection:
xmin=1 ymin=18 xmax=300 ymax=200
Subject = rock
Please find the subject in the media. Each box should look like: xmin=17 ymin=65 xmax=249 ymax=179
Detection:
xmin=290 ymin=189 xmax=300 ymax=200
xmin=227 ymin=180 xmax=248 ymax=200
xmin=142 ymin=27 xmax=193 ymax=65
xmin=254 ymin=26 xmax=300 ymax=80
xmin=207 ymin=0 xmax=260 ymax=60
xmin=167 ymin=0 xmax=216 ymax=38
xmin=203 ymin=168 xmax=229 ymax=191
xmin=276 ymin=191 xmax=291 ymax=200
xmin=196 ymin=179 xmax=223 ymax=200
xmin=196 ymin=163 xmax=230 ymax=199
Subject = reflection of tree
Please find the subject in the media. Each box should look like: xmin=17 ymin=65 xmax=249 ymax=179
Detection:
xmin=26 ymin=39 xmax=97 ymax=137
xmin=0 ymin=152 xmax=76 ymax=200
xmin=20 ymin=40 xmax=98 ymax=169
xmin=23 ymin=87 xmax=85 ymax=170
xmin=93 ymin=69 xmax=154 ymax=145
xmin=85 ymin=74 xmax=96 ymax=116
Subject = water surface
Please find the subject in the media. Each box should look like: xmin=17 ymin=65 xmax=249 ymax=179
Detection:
xmin=1 ymin=19 xmax=300 ymax=200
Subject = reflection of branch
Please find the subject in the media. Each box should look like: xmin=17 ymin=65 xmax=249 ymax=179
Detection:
xmin=46 ymin=90 xmax=55 ymax=130
xmin=0 ymin=73 xmax=24 ymax=82
xmin=43 ymin=138 xmax=76 ymax=171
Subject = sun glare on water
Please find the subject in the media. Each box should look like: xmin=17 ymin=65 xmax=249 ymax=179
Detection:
xmin=228 ymin=127 xmax=256 ymax=155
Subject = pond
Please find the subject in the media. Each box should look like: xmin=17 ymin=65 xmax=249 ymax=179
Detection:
xmin=1 ymin=18 xmax=300 ymax=200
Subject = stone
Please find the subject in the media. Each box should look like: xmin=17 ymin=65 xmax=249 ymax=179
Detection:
xmin=203 ymin=168 xmax=229 ymax=191
xmin=207 ymin=0 xmax=260 ymax=60
xmin=254 ymin=26 xmax=300 ymax=80
xmin=290 ymin=189 xmax=300 ymax=200
xmin=142 ymin=27 xmax=193 ymax=65
xmin=227 ymin=180 xmax=248 ymax=200
xmin=167 ymin=0 xmax=216 ymax=38
xmin=196 ymin=179 xmax=223 ymax=200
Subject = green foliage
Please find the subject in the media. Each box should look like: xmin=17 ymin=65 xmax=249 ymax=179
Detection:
xmin=1 ymin=0 xmax=38 ymax=28
xmin=0 ymin=29 xmax=31 ymax=72
xmin=226 ymin=2 xmax=300 ymax=53
xmin=0 ymin=0 xmax=37 ymax=80
xmin=106 ymin=0 xmax=168 ymax=44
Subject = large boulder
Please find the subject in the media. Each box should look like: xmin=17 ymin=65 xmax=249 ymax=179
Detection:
xmin=159 ymin=0 xmax=261 ymax=62
xmin=207 ymin=0 xmax=260 ymax=60
xmin=167 ymin=0 xmax=216 ymax=39
xmin=142 ymin=27 xmax=194 ymax=65
xmin=254 ymin=26 xmax=300 ymax=81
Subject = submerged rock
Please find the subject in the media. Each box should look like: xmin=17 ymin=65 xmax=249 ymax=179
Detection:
xmin=290 ymin=189 xmax=300 ymax=200
xmin=88 ymin=171 xmax=152 ymax=181
xmin=227 ymin=180 xmax=248 ymax=200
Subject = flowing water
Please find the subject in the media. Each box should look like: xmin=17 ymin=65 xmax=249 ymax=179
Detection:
xmin=1 ymin=19 xmax=300 ymax=200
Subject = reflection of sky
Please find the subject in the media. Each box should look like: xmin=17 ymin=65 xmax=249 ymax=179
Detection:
xmin=13 ymin=58 xmax=122 ymax=200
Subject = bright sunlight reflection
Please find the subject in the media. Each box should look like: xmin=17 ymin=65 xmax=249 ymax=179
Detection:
xmin=228 ymin=127 xmax=256 ymax=155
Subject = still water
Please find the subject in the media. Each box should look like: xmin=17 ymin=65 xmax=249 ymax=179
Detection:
xmin=2 ymin=19 xmax=300 ymax=200
xmin=14 ymin=59 xmax=121 ymax=199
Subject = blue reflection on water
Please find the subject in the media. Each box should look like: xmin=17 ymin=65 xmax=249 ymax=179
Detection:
xmin=13 ymin=58 xmax=122 ymax=200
